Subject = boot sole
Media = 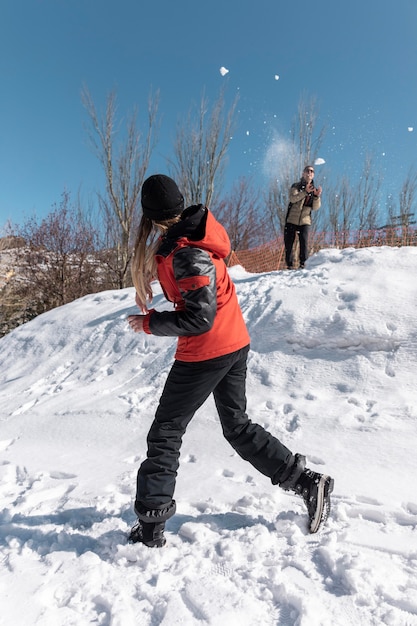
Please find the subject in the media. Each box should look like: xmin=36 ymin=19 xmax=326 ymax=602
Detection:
xmin=309 ymin=475 xmax=334 ymax=534
xmin=129 ymin=532 xmax=166 ymax=548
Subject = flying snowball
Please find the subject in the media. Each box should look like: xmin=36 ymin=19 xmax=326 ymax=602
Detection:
xmin=274 ymin=75 xmax=280 ymax=80
xmin=219 ymin=66 xmax=229 ymax=76
xmin=314 ymin=157 xmax=326 ymax=165
xmin=408 ymin=127 xmax=414 ymax=132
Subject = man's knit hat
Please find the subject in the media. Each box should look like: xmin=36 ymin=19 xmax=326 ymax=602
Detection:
xmin=141 ymin=174 xmax=185 ymax=221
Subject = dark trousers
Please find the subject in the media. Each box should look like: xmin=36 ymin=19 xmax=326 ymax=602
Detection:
xmin=136 ymin=346 xmax=293 ymax=510
xmin=284 ymin=223 xmax=310 ymax=267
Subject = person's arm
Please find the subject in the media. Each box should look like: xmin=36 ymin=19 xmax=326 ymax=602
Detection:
xmin=146 ymin=247 xmax=217 ymax=337
xmin=289 ymin=183 xmax=308 ymax=204
xmin=312 ymin=185 xmax=322 ymax=210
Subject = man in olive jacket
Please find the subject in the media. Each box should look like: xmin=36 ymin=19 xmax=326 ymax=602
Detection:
xmin=284 ymin=165 xmax=322 ymax=269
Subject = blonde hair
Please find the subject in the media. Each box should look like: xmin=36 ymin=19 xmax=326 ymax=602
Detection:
xmin=131 ymin=214 xmax=182 ymax=309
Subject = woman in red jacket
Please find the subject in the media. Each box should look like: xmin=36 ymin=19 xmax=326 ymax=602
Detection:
xmin=128 ymin=174 xmax=333 ymax=547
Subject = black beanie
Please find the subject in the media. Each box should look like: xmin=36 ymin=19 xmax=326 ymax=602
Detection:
xmin=141 ymin=174 xmax=185 ymax=221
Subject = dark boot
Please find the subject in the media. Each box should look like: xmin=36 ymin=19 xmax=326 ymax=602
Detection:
xmin=294 ymin=469 xmax=334 ymax=533
xmin=128 ymin=499 xmax=176 ymax=547
xmin=279 ymin=454 xmax=334 ymax=533
xmin=128 ymin=520 xmax=166 ymax=547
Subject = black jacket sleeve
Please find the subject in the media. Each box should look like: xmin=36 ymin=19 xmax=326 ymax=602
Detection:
xmin=148 ymin=247 xmax=217 ymax=337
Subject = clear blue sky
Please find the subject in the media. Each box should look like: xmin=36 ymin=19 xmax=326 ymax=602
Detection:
xmin=1 ymin=0 xmax=416 ymax=230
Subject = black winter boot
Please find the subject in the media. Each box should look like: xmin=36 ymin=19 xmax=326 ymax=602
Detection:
xmin=128 ymin=520 xmax=166 ymax=547
xmin=128 ymin=499 xmax=176 ymax=547
xmin=279 ymin=454 xmax=334 ymax=533
xmin=294 ymin=469 xmax=334 ymax=533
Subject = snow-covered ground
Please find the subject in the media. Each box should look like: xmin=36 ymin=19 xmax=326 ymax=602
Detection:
xmin=1 ymin=246 xmax=417 ymax=626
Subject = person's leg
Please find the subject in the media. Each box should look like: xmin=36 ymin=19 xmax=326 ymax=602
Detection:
xmin=132 ymin=348 xmax=334 ymax=543
xmin=284 ymin=223 xmax=296 ymax=268
xmin=298 ymin=225 xmax=310 ymax=266
xmin=213 ymin=350 xmax=334 ymax=533
xmin=131 ymin=359 xmax=227 ymax=546
xmin=212 ymin=350 xmax=293 ymax=483
xmin=135 ymin=360 xmax=218 ymax=512
xmin=135 ymin=351 xmax=252 ymax=511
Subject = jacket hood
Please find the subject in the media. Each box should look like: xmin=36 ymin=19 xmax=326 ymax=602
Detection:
xmin=158 ymin=204 xmax=231 ymax=260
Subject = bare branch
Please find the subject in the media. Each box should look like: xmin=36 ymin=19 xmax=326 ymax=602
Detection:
xmin=82 ymin=86 xmax=160 ymax=288
xmin=171 ymin=87 xmax=238 ymax=207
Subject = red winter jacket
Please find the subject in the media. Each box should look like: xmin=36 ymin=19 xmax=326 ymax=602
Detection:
xmin=142 ymin=205 xmax=250 ymax=362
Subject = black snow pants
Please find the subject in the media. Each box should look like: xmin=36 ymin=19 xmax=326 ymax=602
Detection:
xmin=284 ymin=223 xmax=310 ymax=267
xmin=135 ymin=345 xmax=293 ymax=513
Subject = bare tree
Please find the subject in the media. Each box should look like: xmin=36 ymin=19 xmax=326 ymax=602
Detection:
xmin=357 ymin=155 xmax=381 ymax=231
xmin=292 ymin=93 xmax=326 ymax=173
xmin=304 ymin=155 xmax=382 ymax=242
xmin=385 ymin=193 xmax=396 ymax=227
xmin=212 ymin=177 xmax=266 ymax=251
xmin=264 ymin=178 xmax=288 ymax=238
xmin=171 ymin=88 xmax=238 ymax=208
xmin=398 ymin=168 xmax=417 ymax=227
xmin=11 ymin=193 xmax=103 ymax=315
xmin=265 ymin=94 xmax=326 ymax=236
xmin=82 ymin=87 xmax=159 ymax=288
xmin=384 ymin=168 xmax=417 ymax=244
xmin=324 ymin=177 xmax=356 ymax=244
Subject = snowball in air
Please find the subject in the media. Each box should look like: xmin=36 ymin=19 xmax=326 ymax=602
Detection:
xmin=219 ymin=67 xmax=229 ymax=76
xmin=274 ymin=75 xmax=280 ymax=80
xmin=314 ymin=157 xmax=325 ymax=165
xmin=408 ymin=127 xmax=414 ymax=132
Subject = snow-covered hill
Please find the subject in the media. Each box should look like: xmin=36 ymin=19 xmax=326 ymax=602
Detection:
xmin=1 ymin=246 xmax=417 ymax=625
